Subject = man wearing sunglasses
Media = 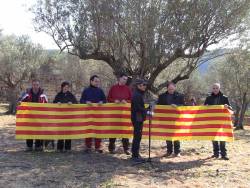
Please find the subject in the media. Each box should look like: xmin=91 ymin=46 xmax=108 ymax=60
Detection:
xmin=131 ymin=79 xmax=148 ymax=162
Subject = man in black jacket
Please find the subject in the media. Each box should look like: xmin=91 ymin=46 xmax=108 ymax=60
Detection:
xmin=53 ymin=81 xmax=78 ymax=152
xmin=204 ymin=83 xmax=232 ymax=160
xmin=157 ymin=82 xmax=185 ymax=157
xmin=131 ymin=79 xmax=148 ymax=162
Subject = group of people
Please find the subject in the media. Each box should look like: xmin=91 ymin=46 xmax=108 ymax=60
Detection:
xmin=18 ymin=73 xmax=232 ymax=162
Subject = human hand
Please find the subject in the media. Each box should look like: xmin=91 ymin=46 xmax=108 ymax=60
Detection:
xmin=86 ymin=101 xmax=92 ymax=105
xmin=171 ymin=104 xmax=177 ymax=108
xmin=114 ymin=100 xmax=120 ymax=104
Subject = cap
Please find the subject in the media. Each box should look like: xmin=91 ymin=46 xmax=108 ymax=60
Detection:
xmin=135 ymin=79 xmax=148 ymax=85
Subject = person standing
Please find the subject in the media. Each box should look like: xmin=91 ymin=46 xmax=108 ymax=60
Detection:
xmin=107 ymin=73 xmax=132 ymax=155
xmin=80 ymin=75 xmax=106 ymax=153
xmin=157 ymin=82 xmax=185 ymax=157
xmin=18 ymin=79 xmax=48 ymax=151
xmin=131 ymin=79 xmax=148 ymax=162
xmin=53 ymin=81 xmax=77 ymax=152
xmin=204 ymin=83 xmax=232 ymax=160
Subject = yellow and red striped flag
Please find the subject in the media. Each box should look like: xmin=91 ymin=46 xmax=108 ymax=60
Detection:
xmin=16 ymin=102 xmax=233 ymax=141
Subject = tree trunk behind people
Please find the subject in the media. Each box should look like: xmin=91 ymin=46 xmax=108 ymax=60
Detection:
xmin=236 ymin=93 xmax=249 ymax=130
xmin=6 ymin=87 xmax=19 ymax=115
xmin=234 ymin=105 xmax=240 ymax=127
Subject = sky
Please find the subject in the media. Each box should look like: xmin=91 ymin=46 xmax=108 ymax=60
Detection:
xmin=0 ymin=0 xmax=240 ymax=50
xmin=0 ymin=0 xmax=57 ymax=49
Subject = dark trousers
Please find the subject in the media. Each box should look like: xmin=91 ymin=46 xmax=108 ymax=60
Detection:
xmin=166 ymin=141 xmax=180 ymax=154
xmin=108 ymin=138 xmax=129 ymax=152
xmin=44 ymin=140 xmax=55 ymax=149
xmin=26 ymin=139 xmax=43 ymax=149
xmin=212 ymin=141 xmax=227 ymax=157
xmin=57 ymin=140 xmax=71 ymax=151
xmin=85 ymin=138 xmax=101 ymax=149
xmin=131 ymin=121 xmax=143 ymax=158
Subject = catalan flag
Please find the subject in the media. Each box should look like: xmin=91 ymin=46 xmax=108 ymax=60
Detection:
xmin=16 ymin=102 xmax=233 ymax=142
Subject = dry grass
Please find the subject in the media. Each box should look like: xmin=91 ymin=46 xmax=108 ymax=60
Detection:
xmin=0 ymin=104 xmax=250 ymax=188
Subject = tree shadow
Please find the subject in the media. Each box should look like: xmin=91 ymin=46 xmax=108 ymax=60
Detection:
xmin=0 ymin=103 xmax=9 ymax=116
xmin=0 ymin=141 xmax=212 ymax=188
xmin=234 ymin=128 xmax=250 ymax=142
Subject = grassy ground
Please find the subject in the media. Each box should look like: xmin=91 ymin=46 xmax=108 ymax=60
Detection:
xmin=0 ymin=104 xmax=250 ymax=188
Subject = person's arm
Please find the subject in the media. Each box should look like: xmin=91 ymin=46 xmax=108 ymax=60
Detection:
xmin=224 ymin=97 xmax=233 ymax=110
xmin=107 ymin=87 xmax=114 ymax=102
xmin=126 ymin=87 xmax=132 ymax=103
xmin=157 ymin=95 xmax=163 ymax=105
xmin=53 ymin=94 xmax=59 ymax=103
xmin=80 ymin=89 xmax=87 ymax=104
xmin=40 ymin=94 xmax=48 ymax=103
xmin=179 ymin=94 xmax=185 ymax=106
xmin=133 ymin=95 xmax=146 ymax=113
xmin=72 ymin=94 xmax=78 ymax=104
xmin=204 ymin=97 xmax=209 ymax=105
xmin=100 ymin=89 xmax=107 ymax=103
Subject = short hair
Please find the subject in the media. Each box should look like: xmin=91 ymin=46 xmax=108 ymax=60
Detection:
xmin=32 ymin=79 xmax=39 ymax=83
xmin=167 ymin=81 xmax=175 ymax=88
xmin=213 ymin=83 xmax=221 ymax=89
xmin=61 ymin=81 xmax=70 ymax=89
xmin=90 ymin=75 xmax=99 ymax=81
xmin=119 ymin=73 xmax=128 ymax=78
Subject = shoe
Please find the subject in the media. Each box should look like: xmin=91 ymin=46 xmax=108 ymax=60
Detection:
xmin=34 ymin=147 xmax=43 ymax=152
xmin=131 ymin=157 xmax=146 ymax=163
xmin=25 ymin=147 xmax=33 ymax=152
xmin=124 ymin=150 xmax=131 ymax=155
xmin=211 ymin=154 xmax=219 ymax=158
xmin=84 ymin=148 xmax=91 ymax=153
xmin=221 ymin=156 xmax=229 ymax=160
xmin=164 ymin=152 xmax=172 ymax=157
xmin=109 ymin=150 xmax=116 ymax=154
xmin=95 ymin=149 xmax=103 ymax=153
xmin=174 ymin=153 xmax=181 ymax=157
xmin=57 ymin=149 xmax=64 ymax=153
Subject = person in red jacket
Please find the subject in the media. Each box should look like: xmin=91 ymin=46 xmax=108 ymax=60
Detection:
xmin=18 ymin=79 xmax=48 ymax=151
xmin=107 ymin=73 xmax=132 ymax=155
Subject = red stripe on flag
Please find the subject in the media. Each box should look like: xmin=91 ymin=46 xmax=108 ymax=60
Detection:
xmin=16 ymin=122 xmax=132 ymax=127
xmin=144 ymin=124 xmax=232 ymax=129
xmin=16 ymin=130 xmax=132 ymax=135
xmin=16 ymin=114 xmax=131 ymax=119
xmin=151 ymin=116 xmax=231 ymax=121
xmin=143 ymin=132 xmax=233 ymax=137
xmin=17 ymin=106 xmax=131 ymax=112
xmin=154 ymin=109 xmax=229 ymax=114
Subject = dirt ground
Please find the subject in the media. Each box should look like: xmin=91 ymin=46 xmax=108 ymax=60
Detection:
xmin=0 ymin=104 xmax=250 ymax=188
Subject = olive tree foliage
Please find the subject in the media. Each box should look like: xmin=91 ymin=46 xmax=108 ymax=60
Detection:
xmin=0 ymin=35 xmax=44 ymax=114
xmin=204 ymin=50 xmax=250 ymax=129
xmin=32 ymin=0 xmax=250 ymax=93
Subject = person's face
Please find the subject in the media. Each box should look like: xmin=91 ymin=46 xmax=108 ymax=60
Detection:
xmin=167 ymin=84 xmax=176 ymax=94
xmin=32 ymin=81 xmax=40 ymax=92
xmin=212 ymin=85 xmax=220 ymax=95
xmin=119 ymin=76 xmax=128 ymax=85
xmin=137 ymin=83 xmax=147 ymax=91
xmin=91 ymin=77 xmax=101 ymax=87
xmin=62 ymin=85 xmax=69 ymax=93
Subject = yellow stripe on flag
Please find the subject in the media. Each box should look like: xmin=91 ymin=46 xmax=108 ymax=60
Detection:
xmin=16 ymin=102 xmax=234 ymax=141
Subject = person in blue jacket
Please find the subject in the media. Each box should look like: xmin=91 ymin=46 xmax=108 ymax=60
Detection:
xmin=80 ymin=75 xmax=106 ymax=153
